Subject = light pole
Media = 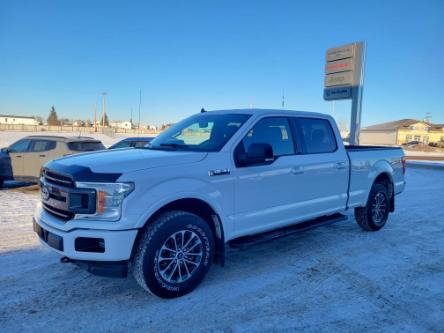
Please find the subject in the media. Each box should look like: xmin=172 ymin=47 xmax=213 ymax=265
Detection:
xmin=93 ymin=102 xmax=97 ymax=132
xmin=138 ymin=89 xmax=142 ymax=135
xmin=102 ymin=92 xmax=107 ymax=128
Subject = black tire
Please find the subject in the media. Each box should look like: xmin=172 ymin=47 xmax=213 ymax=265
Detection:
xmin=132 ymin=210 xmax=214 ymax=298
xmin=0 ymin=178 xmax=3 ymax=188
xmin=355 ymin=183 xmax=390 ymax=231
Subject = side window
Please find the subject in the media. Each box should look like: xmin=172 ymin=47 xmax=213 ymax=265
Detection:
xmin=30 ymin=140 xmax=56 ymax=152
xmin=9 ymin=139 xmax=31 ymax=153
xmin=242 ymin=117 xmax=295 ymax=157
xmin=297 ymin=118 xmax=337 ymax=154
xmin=134 ymin=141 xmax=149 ymax=148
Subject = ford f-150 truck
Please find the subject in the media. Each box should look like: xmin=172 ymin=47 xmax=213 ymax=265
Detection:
xmin=33 ymin=109 xmax=406 ymax=298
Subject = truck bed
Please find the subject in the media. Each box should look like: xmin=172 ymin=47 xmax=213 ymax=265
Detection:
xmin=345 ymin=144 xmax=405 ymax=209
xmin=345 ymin=145 xmax=402 ymax=151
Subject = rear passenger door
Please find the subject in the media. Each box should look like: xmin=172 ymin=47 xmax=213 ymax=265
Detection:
xmin=290 ymin=117 xmax=349 ymax=217
xmin=23 ymin=140 xmax=57 ymax=178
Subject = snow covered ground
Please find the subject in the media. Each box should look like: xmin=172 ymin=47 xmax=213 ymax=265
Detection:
xmin=0 ymin=168 xmax=443 ymax=332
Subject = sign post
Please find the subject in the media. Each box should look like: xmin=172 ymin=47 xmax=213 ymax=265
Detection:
xmin=324 ymin=42 xmax=366 ymax=145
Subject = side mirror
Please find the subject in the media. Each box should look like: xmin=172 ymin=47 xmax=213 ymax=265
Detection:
xmin=1 ymin=147 xmax=9 ymax=154
xmin=236 ymin=143 xmax=274 ymax=166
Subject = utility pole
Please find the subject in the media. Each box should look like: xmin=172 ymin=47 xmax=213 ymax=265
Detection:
xmin=281 ymin=89 xmax=285 ymax=109
xmin=138 ymin=89 xmax=142 ymax=135
xmin=102 ymin=92 xmax=107 ymax=128
xmin=93 ymin=102 xmax=97 ymax=132
xmin=424 ymin=112 xmax=432 ymax=124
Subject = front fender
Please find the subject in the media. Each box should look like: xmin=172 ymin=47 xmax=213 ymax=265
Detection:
xmin=128 ymin=177 xmax=232 ymax=235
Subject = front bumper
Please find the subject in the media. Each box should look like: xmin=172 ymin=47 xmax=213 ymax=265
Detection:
xmin=33 ymin=205 xmax=138 ymax=262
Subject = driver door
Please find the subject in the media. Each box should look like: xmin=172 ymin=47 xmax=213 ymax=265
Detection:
xmin=232 ymin=117 xmax=299 ymax=236
xmin=8 ymin=139 xmax=31 ymax=178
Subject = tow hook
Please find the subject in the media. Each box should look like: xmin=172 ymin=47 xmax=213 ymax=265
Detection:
xmin=60 ymin=256 xmax=71 ymax=263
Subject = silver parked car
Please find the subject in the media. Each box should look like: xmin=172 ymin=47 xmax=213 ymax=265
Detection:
xmin=0 ymin=135 xmax=105 ymax=187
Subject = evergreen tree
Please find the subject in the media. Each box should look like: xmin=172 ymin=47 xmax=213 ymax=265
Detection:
xmin=100 ymin=113 xmax=109 ymax=127
xmin=47 ymin=106 xmax=59 ymax=125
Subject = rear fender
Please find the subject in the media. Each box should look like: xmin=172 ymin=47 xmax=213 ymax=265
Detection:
xmin=363 ymin=160 xmax=394 ymax=205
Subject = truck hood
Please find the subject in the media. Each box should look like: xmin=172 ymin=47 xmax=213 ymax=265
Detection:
xmin=46 ymin=148 xmax=207 ymax=176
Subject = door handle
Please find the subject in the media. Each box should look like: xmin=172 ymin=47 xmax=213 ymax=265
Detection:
xmin=16 ymin=155 xmax=22 ymax=158
xmin=39 ymin=155 xmax=46 ymax=157
xmin=336 ymin=162 xmax=347 ymax=170
xmin=291 ymin=167 xmax=304 ymax=175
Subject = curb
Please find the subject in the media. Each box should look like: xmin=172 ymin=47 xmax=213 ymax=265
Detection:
xmin=407 ymin=161 xmax=444 ymax=171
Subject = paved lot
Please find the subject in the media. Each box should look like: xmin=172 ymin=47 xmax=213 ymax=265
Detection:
xmin=0 ymin=167 xmax=443 ymax=332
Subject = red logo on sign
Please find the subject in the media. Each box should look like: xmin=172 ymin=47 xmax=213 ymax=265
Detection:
xmin=327 ymin=63 xmax=349 ymax=71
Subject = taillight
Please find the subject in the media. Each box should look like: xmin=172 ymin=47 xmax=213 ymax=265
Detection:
xmin=402 ymin=156 xmax=406 ymax=175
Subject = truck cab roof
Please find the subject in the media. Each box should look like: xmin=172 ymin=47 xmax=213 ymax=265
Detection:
xmin=207 ymin=108 xmax=327 ymax=118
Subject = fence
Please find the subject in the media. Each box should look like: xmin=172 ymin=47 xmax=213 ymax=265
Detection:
xmin=0 ymin=124 xmax=160 ymax=136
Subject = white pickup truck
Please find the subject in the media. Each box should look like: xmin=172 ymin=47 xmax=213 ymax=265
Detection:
xmin=34 ymin=109 xmax=406 ymax=298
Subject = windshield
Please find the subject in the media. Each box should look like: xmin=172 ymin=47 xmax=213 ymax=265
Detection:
xmin=148 ymin=113 xmax=251 ymax=152
xmin=67 ymin=141 xmax=105 ymax=151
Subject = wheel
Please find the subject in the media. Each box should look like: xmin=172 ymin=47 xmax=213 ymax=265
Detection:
xmin=0 ymin=178 xmax=3 ymax=188
xmin=132 ymin=211 xmax=214 ymax=298
xmin=355 ymin=183 xmax=390 ymax=231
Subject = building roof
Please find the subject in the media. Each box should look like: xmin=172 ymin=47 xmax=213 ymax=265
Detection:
xmin=362 ymin=119 xmax=425 ymax=131
xmin=430 ymin=124 xmax=444 ymax=130
xmin=0 ymin=114 xmax=36 ymax=119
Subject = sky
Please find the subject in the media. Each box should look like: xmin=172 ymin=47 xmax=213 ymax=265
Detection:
xmin=0 ymin=0 xmax=443 ymax=127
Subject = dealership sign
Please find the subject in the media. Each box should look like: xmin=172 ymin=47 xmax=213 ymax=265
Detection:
xmin=323 ymin=42 xmax=364 ymax=100
xmin=323 ymin=41 xmax=366 ymax=146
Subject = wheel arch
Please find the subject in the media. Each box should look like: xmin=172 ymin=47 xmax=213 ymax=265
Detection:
xmin=132 ymin=197 xmax=226 ymax=266
xmin=370 ymin=172 xmax=395 ymax=212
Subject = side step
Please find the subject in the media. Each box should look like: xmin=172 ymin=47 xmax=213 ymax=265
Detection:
xmin=228 ymin=213 xmax=348 ymax=250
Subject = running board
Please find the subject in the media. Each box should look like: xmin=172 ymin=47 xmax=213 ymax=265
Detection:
xmin=228 ymin=213 xmax=348 ymax=250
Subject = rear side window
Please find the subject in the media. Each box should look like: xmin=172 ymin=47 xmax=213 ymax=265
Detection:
xmin=30 ymin=140 xmax=56 ymax=152
xmin=242 ymin=117 xmax=295 ymax=157
xmin=67 ymin=141 xmax=105 ymax=151
xmin=297 ymin=118 xmax=337 ymax=154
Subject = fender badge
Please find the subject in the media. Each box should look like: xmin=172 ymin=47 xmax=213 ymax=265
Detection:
xmin=208 ymin=169 xmax=230 ymax=177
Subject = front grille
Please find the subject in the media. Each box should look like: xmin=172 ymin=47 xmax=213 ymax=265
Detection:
xmin=42 ymin=202 xmax=74 ymax=220
xmin=40 ymin=169 xmax=96 ymax=221
xmin=42 ymin=169 xmax=74 ymax=188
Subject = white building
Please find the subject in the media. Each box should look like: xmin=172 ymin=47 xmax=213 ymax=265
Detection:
xmin=110 ymin=120 xmax=133 ymax=129
xmin=0 ymin=114 xmax=38 ymax=125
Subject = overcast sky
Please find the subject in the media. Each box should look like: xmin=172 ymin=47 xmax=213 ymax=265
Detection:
xmin=0 ymin=0 xmax=443 ymax=126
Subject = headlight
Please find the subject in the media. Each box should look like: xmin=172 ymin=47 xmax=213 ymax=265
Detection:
xmin=74 ymin=182 xmax=134 ymax=221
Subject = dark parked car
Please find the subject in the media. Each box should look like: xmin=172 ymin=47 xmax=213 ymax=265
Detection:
xmin=402 ymin=140 xmax=421 ymax=146
xmin=108 ymin=137 xmax=154 ymax=149
xmin=429 ymin=141 xmax=444 ymax=148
